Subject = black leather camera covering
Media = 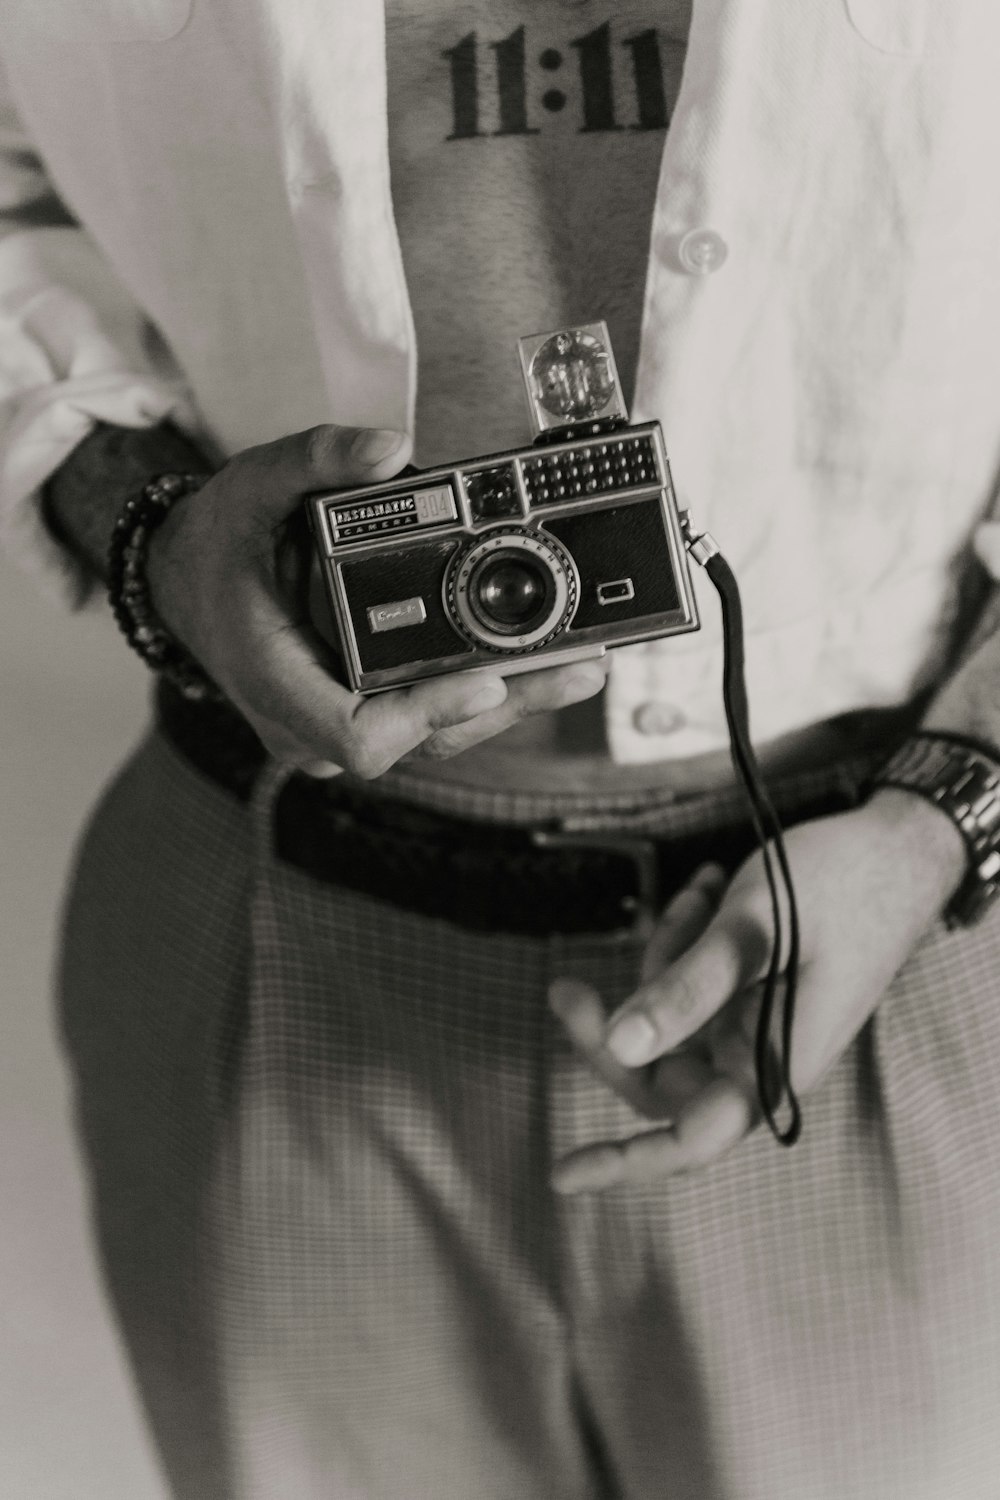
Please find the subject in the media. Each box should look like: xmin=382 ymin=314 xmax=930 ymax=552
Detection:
xmin=545 ymin=499 xmax=680 ymax=630
xmin=340 ymin=537 xmax=473 ymax=673
xmin=339 ymin=496 xmax=681 ymax=677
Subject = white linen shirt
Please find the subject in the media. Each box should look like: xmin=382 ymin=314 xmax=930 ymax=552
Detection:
xmin=3 ymin=0 xmax=1000 ymax=763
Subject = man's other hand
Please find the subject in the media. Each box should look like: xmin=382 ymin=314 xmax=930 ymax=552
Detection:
xmin=548 ymin=790 xmax=967 ymax=1190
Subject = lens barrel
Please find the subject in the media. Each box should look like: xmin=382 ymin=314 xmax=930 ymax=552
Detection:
xmin=446 ymin=526 xmax=579 ymax=652
xmin=467 ymin=551 xmax=557 ymax=635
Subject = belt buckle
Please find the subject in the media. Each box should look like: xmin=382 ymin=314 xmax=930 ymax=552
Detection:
xmin=530 ymin=826 xmax=661 ymax=938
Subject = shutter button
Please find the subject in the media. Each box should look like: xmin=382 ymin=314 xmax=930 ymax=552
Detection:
xmin=633 ymin=702 xmax=685 ymax=736
xmin=678 ymin=228 xmax=728 ymax=275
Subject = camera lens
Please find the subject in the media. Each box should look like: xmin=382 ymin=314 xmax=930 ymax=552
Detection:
xmin=468 ymin=552 xmax=556 ymax=635
xmin=446 ymin=525 xmax=579 ymax=653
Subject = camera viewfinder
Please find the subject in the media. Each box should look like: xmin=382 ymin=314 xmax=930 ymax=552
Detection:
xmin=464 ymin=463 xmax=522 ymax=522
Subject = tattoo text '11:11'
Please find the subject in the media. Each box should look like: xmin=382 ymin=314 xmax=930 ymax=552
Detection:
xmin=443 ymin=23 xmax=673 ymax=141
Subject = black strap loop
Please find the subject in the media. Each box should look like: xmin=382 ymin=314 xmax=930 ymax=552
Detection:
xmin=703 ymin=551 xmax=802 ymax=1146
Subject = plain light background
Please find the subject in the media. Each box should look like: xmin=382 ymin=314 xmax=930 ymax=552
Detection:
xmin=1 ymin=550 xmax=169 ymax=1499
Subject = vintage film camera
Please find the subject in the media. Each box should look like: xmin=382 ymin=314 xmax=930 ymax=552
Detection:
xmin=308 ymin=322 xmax=700 ymax=694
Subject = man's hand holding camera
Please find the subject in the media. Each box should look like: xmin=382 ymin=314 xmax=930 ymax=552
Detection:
xmin=145 ymin=422 xmax=608 ymax=778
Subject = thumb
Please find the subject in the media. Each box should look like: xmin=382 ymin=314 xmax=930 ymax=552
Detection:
xmin=230 ymin=423 xmax=412 ymax=527
xmin=639 ymin=863 xmax=728 ymax=984
xmin=607 ymin=892 xmax=775 ymax=1065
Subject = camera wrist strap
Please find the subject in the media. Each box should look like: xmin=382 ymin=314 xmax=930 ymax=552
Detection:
xmin=684 ymin=527 xmax=803 ymax=1146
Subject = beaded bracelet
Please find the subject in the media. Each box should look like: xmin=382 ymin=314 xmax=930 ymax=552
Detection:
xmin=107 ymin=471 xmax=223 ymax=702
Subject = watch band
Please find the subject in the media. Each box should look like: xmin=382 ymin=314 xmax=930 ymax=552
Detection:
xmin=872 ymin=731 xmax=1000 ymax=926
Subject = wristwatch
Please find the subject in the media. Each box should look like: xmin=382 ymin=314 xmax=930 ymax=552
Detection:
xmin=872 ymin=731 xmax=1000 ymax=926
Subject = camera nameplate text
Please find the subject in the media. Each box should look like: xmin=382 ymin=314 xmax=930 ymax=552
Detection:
xmin=326 ymin=484 xmax=458 ymax=544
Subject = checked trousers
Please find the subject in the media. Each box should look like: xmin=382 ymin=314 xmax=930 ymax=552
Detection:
xmin=57 ymin=728 xmax=1000 ymax=1500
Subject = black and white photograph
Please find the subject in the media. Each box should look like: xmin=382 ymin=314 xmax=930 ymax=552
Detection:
xmin=3 ymin=2 xmax=1000 ymax=1496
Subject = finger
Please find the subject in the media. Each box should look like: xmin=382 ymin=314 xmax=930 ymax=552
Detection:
xmin=552 ymin=1075 xmax=755 ymax=1193
xmin=704 ymin=988 xmax=761 ymax=1095
xmin=288 ymin=758 xmax=344 ymax=780
xmin=603 ymin=898 xmax=774 ymax=1068
xmin=227 ymin=583 xmax=512 ymax=778
xmin=639 ymin=862 xmax=728 ymax=984
xmin=548 ymin=978 xmax=667 ymax=1117
xmin=348 ymin=672 xmax=516 ymax=778
xmin=253 ymin=718 xmax=347 ymax=781
xmin=646 ymin=1045 xmax=717 ymax=1117
xmin=414 ymin=659 xmax=609 ymax=761
xmin=229 ymin=423 xmax=413 ymax=530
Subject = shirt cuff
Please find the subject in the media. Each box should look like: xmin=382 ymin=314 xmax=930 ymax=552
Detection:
xmin=0 ymin=369 xmax=201 ymax=609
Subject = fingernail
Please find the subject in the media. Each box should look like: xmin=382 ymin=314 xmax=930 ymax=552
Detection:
xmin=460 ymin=678 xmax=507 ymax=716
xmin=607 ymin=1012 xmax=658 ymax=1066
xmin=560 ymin=669 xmax=607 ymax=704
xmin=352 ymin=428 xmax=407 ymax=466
xmin=299 ymin=759 xmax=343 ymax=780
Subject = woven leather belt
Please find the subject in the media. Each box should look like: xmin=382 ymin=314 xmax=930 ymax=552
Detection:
xmin=156 ymin=679 xmax=864 ymax=937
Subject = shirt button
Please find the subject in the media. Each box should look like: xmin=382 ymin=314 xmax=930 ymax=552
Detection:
xmin=677 ymin=228 xmax=729 ymax=275
xmin=633 ymin=701 xmax=686 ymax=736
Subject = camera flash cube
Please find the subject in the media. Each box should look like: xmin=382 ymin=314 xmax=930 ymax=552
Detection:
xmin=518 ymin=322 xmax=628 ymax=438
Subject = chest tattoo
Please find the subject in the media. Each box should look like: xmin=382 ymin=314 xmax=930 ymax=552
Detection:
xmin=442 ymin=20 xmax=680 ymax=142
